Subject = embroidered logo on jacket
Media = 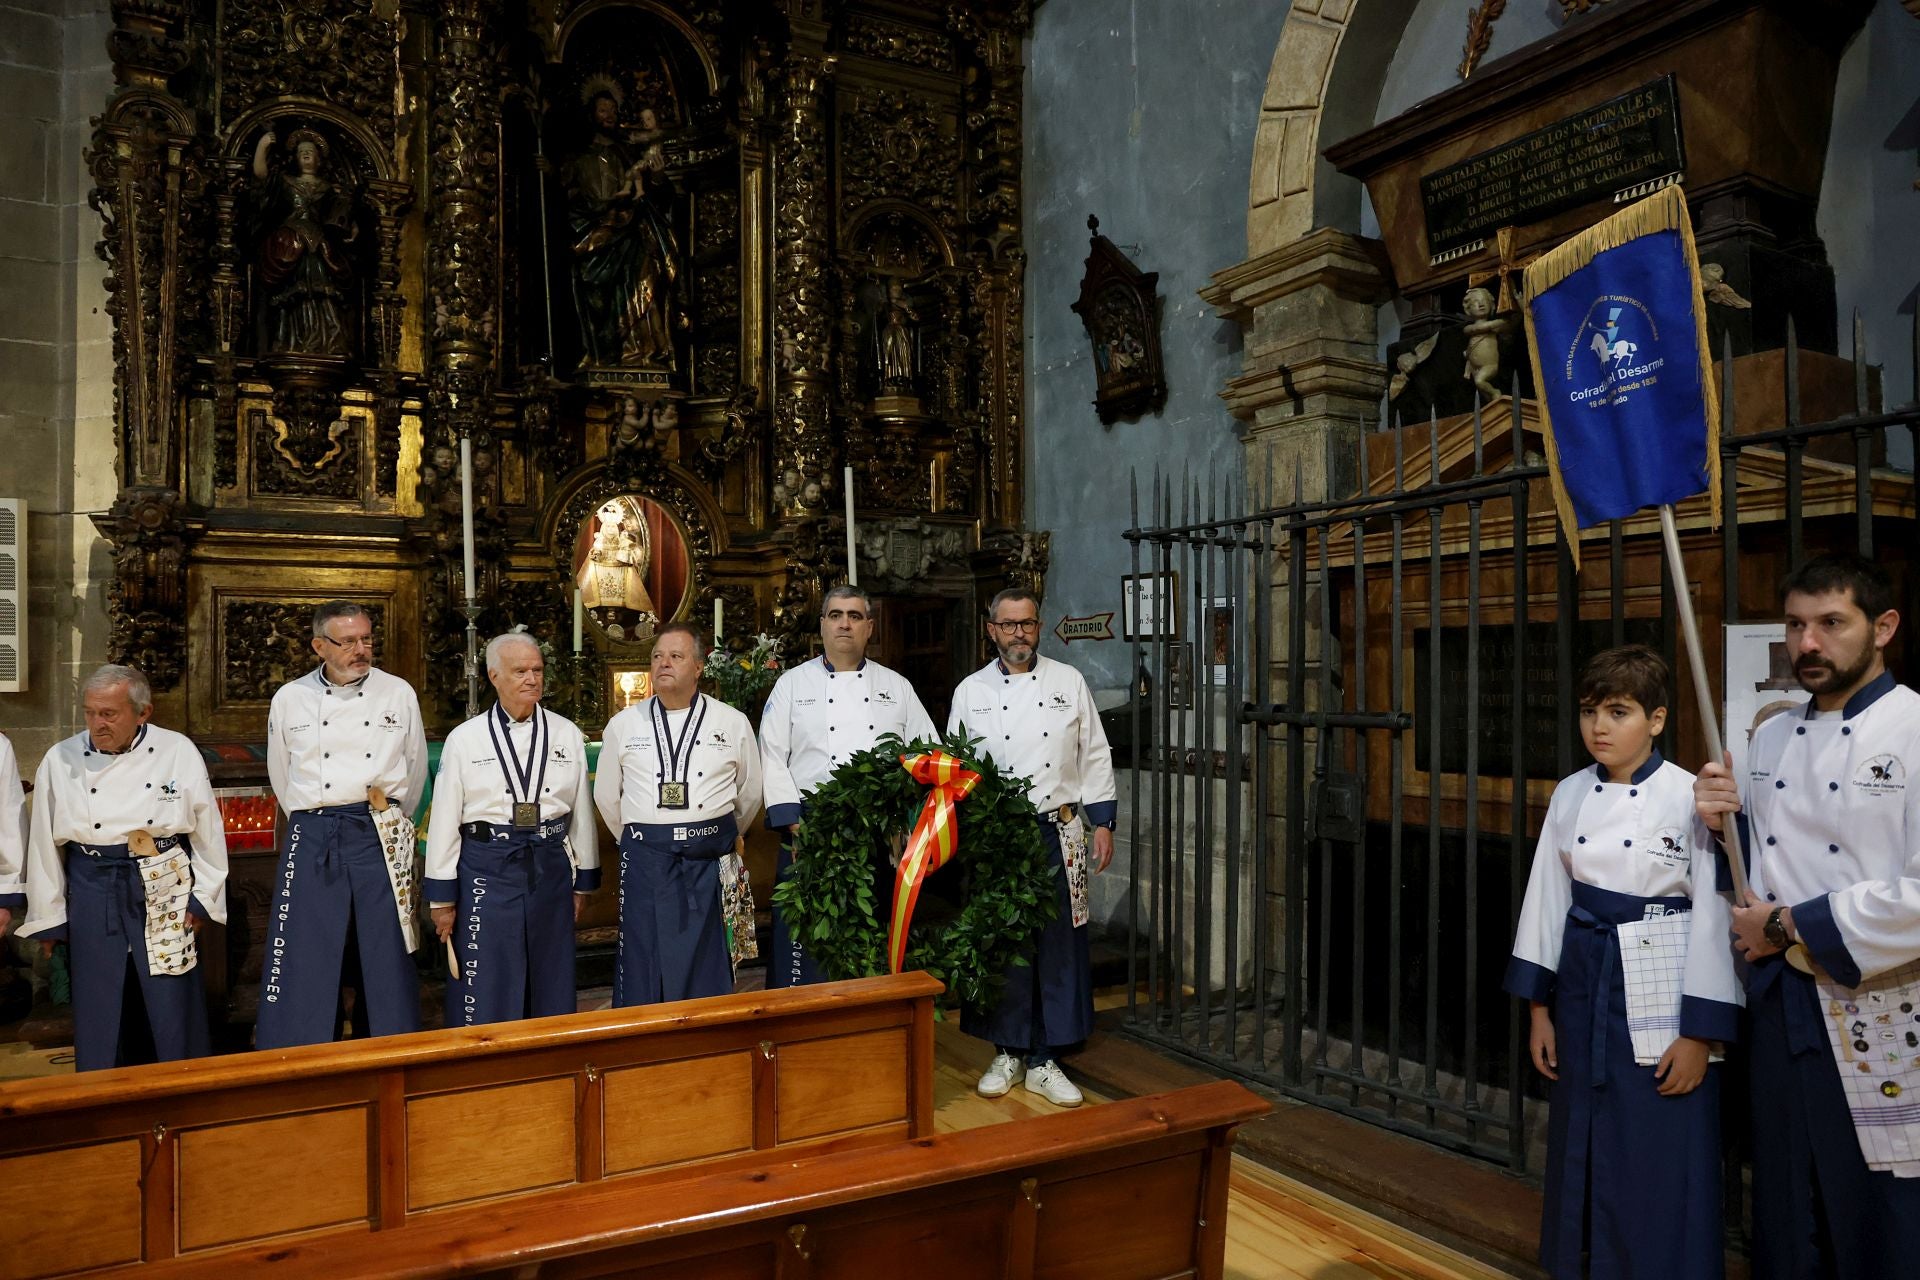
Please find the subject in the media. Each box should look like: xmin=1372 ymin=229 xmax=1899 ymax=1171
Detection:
xmin=1050 ymin=692 xmax=1071 ymax=710
xmin=1854 ymin=755 xmax=1906 ymax=797
xmin=707 ymin=730 xmax=728 ymax=747
xmin=382 ymin=712 xmax=402 ymax=731
xmin=159 ymin=780 xmax=180 ymax=802
xmin=875 ymin=690 xmax=896 ymax=705
xmin=1648 ymin=827 xmax=1688 ymax=866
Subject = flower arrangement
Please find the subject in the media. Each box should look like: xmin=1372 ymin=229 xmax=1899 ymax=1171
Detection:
xmin=702 ymin=631 xmax=783 ymax=717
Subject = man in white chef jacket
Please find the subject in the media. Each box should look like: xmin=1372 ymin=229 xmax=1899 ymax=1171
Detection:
xmin=595 ymin=621 xmax=762 ymax=1006
xmin=759 ymin=584 xmax=935 ymax=987
xmin=949 ymin=587 xmax=1116 ymax=1107
xmin=0 ymin=729 xmax=24 ymax=939
xmin=259 ymin=600 xmax=428 ymax=1048
xmin=425 ymin=632 xmax=598 ymax=1025
xmin=16 ymin=665 xmax=228 ymax=1070
xmin=1695 ymin=552 xmax=1920 ymax=1279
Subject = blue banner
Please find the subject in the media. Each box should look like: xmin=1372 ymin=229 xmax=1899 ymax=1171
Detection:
xmin=1522 ymin=188 xmax=1719 ymax=540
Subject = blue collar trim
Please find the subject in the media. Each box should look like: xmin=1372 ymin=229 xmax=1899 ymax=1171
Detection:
xmin=1593 ymin=749 xmax=1663 ymax=785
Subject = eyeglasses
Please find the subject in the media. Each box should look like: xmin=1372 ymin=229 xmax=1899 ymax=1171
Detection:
xmin=990 ymin=619 xmax=1041 ymax=634
xmin=318 ymin=634 xmax=376 ymax=651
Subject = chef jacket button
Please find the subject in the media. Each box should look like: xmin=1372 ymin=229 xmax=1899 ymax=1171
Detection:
xmin=1629 ymin=789 xmax=1637 ymax=797
xmin=93 ymin=822 xmax=101 ymax=829
xmin=83 ymin=750 xmax=90 ymax=757
xmin=1796 ymin=727 xmax=1806 ymax=735
xmin=1623 ymin=839 xmax=1632 ymax=847
xmin=864 ymin=697 xmax=870 ymax=703
xmin=828 ymin=726 xmax=835 ymax=731
xmin=827 ymin=698 xmax=833 ymax=704
xmin=1043 ymin=732 xmax=1049 ymax=737
xmin=325 ymin=689 xmax=332 ymax=696
xmin=1767 ymin=893 xmax=1777 ymax=902
xmin=1829 ymin=844 xmax=1840 ymax=853
xmin=324 ymin=753 xmax=330 ymax=759
xmin=322 ymin=721 xmax=328 ymax=727
xmin=365 ymin=753 xmax=371 ymax=759
xmin=1775 ymin=780 xmax=1786 ymax=789
xmin=1842 ymin=727 xmax=1851 ymax=736
xmin=1002 ymin=705 xmax=1007 ymax=711
xmin=1767 ymin=836 xmax=1776 ymax=845
xmin=1577 ymin=836 xmax=1586 ymax=844
xmin=324 ymin=784 xmax=330 ymax=790
xmin=145 ymin=782 xmax=151 ymax=788
xmin=146 ymin=746 xmax=153 ymax=753
xmin=1829 ymin=782 xmax=1839 ymax=791
xmin=89 ymin=787 xmax=96 ymax=794
xmin=1005 ymin=734 xmax=1011 ymax=740
xmin=358 ymin=691 xmax=364 ymax=697
xmin=868 ymin=725 xmax=874 ymax=730
xmin=364 ymin=721 xmax=370 ymax=727
xmin=1594 ymin=785 xmax=1603 ymax=793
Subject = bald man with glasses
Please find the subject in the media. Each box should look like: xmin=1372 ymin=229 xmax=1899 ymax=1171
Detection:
xmin=759 ymin=585 xmax=935 ymax=987
xmin=950 ymin=587 xmax=1116 ymax=1107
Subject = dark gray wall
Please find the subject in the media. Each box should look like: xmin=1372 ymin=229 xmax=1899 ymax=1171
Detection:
xmin=1023 ymin=0 xmax=1287 ymax=694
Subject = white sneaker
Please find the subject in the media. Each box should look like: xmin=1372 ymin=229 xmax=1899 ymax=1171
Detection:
xmin=1023 ymin=1059 xmax=1083 ymax=1107
xmin=977 ymin=1052 xmax=1025 ymax=1098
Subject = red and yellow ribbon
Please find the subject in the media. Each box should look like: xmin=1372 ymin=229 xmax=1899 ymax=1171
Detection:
xmin=887 ymin=751 xmax=982 ymax=973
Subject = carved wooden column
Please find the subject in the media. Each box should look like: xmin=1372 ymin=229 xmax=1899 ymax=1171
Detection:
xmin=963 ymin=16 xmax=1026 ymax=530
xmin=770 ymin=25 xmax=835 ymax=531
xmin=87 ymin=0 xmax=209 ymax=692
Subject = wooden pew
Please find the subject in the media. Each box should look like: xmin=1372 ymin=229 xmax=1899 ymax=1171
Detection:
xmin=0 ymin=973 xmax=941 ymax=1279
xmin=96 ymin=1080 xmax=1268 ymax=1280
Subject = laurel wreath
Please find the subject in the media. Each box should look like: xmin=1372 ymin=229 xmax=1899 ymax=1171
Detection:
xmin=771 ymin=732 xmax=1059 ymax=1011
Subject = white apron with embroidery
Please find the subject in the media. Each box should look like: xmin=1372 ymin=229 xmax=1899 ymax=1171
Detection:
xmin=1817 ymin=958 xmax=1920 ymax=1176
xmin=1059 ymin=815 xmax=1090 ymax=929
xmin=372 ymin=803 xmax=421 ymax=953
xmin=137 ymin=843 xmax=197 ymax=976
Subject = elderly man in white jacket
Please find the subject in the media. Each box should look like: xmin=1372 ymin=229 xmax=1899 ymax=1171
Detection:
xmin=18 ymin=665 xmax=228 ymax=1070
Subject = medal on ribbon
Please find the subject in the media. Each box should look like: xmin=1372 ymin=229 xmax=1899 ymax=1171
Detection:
xmin=487 ymin=703 xmax=548 ymax=829
xmin=652 ymin=695 xmax=705 ymax=811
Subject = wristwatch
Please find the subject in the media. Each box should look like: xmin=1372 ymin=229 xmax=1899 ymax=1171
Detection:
xmin=1764 ymin=906 xmax=1793 ymax=951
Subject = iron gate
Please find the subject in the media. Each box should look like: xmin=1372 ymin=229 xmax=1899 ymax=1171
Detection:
xmin=1118 ymin=319 xmax=1920 ymax=1171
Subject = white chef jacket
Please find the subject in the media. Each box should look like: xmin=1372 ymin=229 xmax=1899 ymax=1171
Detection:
xmin=424 ymin=705 xmax=599 ymax=901
xmin=759 ymin=656 xmax=937 ymax=829
xmin=1508 ymin=754 xmax=1742 ymax=1032
xmin=948 ymin=656 xmax=1117 ymax=826
xmin=1743 ymin=673 xmax=1920 ymax=988
xmin=267 ymin=666 xmax=429 ymax=816
xmin=0 ymin=731 xmax=25 ymax=909
xmin=17 ymin=725 xmax=230 ymax=937
xmin=594 ymin=695 xmax=763 ymax=833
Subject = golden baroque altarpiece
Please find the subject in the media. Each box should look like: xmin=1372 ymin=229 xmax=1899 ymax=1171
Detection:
xmin=89 ymin=0 xmax=1040 ymax=738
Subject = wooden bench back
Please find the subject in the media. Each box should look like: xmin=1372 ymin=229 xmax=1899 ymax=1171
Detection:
xmin=0 ymin=974 xmax=940 ymax=1278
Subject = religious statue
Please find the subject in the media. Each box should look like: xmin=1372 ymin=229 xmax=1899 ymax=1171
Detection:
xmin=563 ymin=90 xmax=684 ymax=371
xmin=879 ymin=280 xmax=916 ymax=384
xmin=578 ymin=498 xmax=658 ymax=625
xmin=250 ymin=128 xmax=360 ymax=357
xmin=1459 ymin=286 xmax=1513 ymax=403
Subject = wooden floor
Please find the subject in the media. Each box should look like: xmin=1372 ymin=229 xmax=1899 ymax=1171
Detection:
xmin=928 ymin=1023 xmax=1508 ymax=1280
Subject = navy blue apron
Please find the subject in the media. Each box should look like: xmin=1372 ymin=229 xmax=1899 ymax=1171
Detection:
xmin=452 ymin=818 xmax=576 ymax=1026
xmin=1537 ymin=881 xmax=1723 ymax=1280
xmin=254 ymin=803 xmax=420 ymax=1049
xmin=614 ymin=814 xmax=737 ymax=1007
xmin=769 ymin=826 xmax=828 ymax=989
xmin=1746 ymin=957 xmax=1920 ymax=1280
xmin=62 ymin=838 xmax=210 ymax=1072
xmin=962 ymin=818 xmax=1092 ymax=1053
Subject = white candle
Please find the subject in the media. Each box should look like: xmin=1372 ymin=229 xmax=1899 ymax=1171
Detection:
xmin=572 ymin=587 xmax=584 ymax=654
xmin=714 ymin=597 xmax=724 ymax=644
xmin=459 ymin=437 xmax=475 ymax=601
xmin=844 ymin=465 xmax=857 ymax=586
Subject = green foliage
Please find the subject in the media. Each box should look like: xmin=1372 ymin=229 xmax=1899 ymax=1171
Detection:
xmin=771 ymin=730 xmax=1058 ymax=1012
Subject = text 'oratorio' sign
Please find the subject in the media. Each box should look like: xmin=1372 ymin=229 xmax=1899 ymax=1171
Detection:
xmin=1420 ymin=76 xmax=1686 ymax=257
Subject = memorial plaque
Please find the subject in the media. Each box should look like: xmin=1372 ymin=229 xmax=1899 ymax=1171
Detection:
xmin=1421 ymin=77 xmax=1685 ymax=258
xmin=1413 ymin=618 xmax=1662 ymax=780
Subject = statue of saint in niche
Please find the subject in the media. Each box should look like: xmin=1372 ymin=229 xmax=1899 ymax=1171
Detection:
xmin=878 ymin=280 xmax=917 ymax=385
xmin=579 ymin=498 xmax=657 ymax=624
xmin=250 ymin=128 xmax=360 ymax=358
xmin=564 ymin=89 xmax=684 ymax=371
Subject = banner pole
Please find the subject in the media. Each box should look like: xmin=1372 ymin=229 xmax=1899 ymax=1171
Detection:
xmin=1658 ymin=503 xmax=1752 ymax=904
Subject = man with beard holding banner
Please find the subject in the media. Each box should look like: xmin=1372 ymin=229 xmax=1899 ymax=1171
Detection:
xmin=950 ymin=587 xmax=1115 ymax=1108
xmin=259 ymin=601 xmax=428 ymax=1048
xmin=16 ymin=665 xmax=228 ymax=1070
xmin=595 ymin=622 xmax=761 ymax=1006
xmin=1695 ymin=554 xmax=1920 ymax=1279
xmin=426 ymin=632 xmax=598 ymax=1025
xmin=759 ymin=584 xmax=935 ymax=987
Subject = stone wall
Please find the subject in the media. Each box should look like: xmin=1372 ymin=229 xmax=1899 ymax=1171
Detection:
xmin=0 ymin=0 xmax=113 ymax=771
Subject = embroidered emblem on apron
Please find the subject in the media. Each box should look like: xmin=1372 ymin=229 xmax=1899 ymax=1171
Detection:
xmin=134 ymin=839 xmax=196 ymax=976
xmin=1818 ymin=959 xmax=1920 ymax=1176
xmin=720 ymin=843 xmax=758 ymax=970
xmin=1059 ymin=814 xmax=1090 ymax=928
xmin=370 ymin=787 xmax=421 ymax=953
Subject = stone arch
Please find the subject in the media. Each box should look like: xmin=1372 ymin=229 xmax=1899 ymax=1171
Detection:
xmin=1246 ymin=0 xmax=1420 ymax=256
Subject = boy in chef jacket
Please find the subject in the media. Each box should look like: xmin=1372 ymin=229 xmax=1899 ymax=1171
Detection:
xmin=1506 ymin=645 xmax=1740 ymax=1279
